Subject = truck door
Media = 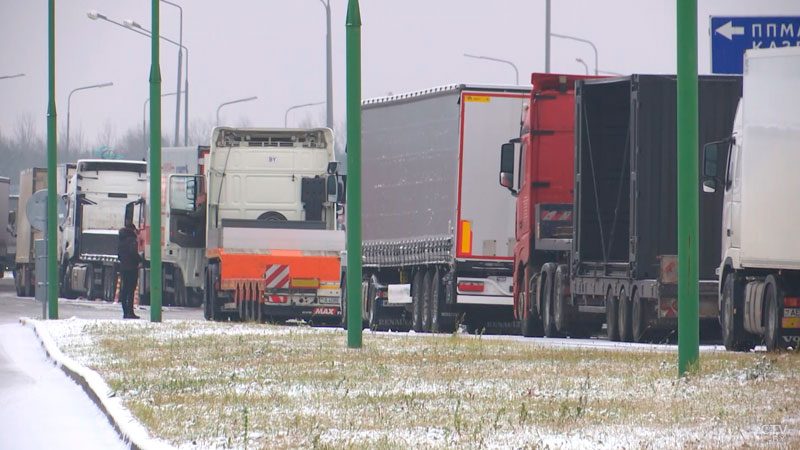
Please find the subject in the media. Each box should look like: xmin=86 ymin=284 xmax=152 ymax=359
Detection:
xmin=167 ymin=174 xmax=206 ymax=248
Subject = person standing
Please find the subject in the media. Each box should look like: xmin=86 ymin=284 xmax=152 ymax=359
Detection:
xmin=117 ymin=219 xmax=141 ymax=319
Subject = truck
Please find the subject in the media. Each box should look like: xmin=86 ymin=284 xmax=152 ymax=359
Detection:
xmin=350 ymin=84 xmax=530 ymax=333
xmin=58 ymin=159 xmax=148 ymax=300
xmin=702 ymin=47 xmax=800 ymax=351
xmin=137 ymin=146 xmax=208 ymax=307
xmin=0 ymin=178 xmax=11 ymax=277
xmin=501 ymin=74 xmax=741 ymax=342
xmin=14 ymin=165 xmax=74 ymax=297
xmin=203 ymin=127 xmax=345 ymax=324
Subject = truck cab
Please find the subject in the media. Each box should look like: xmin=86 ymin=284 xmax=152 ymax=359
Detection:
xmin=59 ymin=159 xmax=147 ymax=300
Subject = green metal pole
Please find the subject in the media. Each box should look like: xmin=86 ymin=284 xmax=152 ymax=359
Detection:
xmin=46 ymin=0 xmax=58 ymax=320
xmin=149 ymin=0 xmax=163 ymax=322
xmin=677 ymin=0 xmax=699 ymax=375
xmin=345 ymin=0 xmax=362 ymax=348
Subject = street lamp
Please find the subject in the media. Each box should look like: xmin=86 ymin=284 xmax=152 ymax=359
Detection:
xmin=285 ymin=101 xmax=325 ymax=127
xmin=159 ymin=1 xmax=183 ymax=147
xmin=463 ymin=53 xmax=519 ymax=85
xmin=316 ymin=0 xmax=333 ymax=130
xmin=0 ymin=73 xmax=25 ymax=80
xmin=88 ymin=10 xmax=191 ymax=146
xmin=67 ymin=82 xmax=114 ymax=155
xmin=143 ymin=91 xmax=183 ymax=157
xmin=551 ymin=33 xmax=598 ymax=75
xmin=124 ymin=19 xmax=190 ymax=146
xmin=576 ymin=58 xmax=589 ymax=75
xmin=216 ymin=96 xmax=258 ymax=126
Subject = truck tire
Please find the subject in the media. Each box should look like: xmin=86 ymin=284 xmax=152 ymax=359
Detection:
xmin=764 ymin=275 xmax=784 ymax=352
xmin=541 ymin=264 xmax=557 ymax=338
xmin=605 ymin=287 xmax=619 ymax=341
xmin=421 ymin=269 xmax=433 ymax=332
xmin=430 ymin=268 xmax=444 ymax=333
xmin=632 ymin=289 xmax=648 ymax=343
xmin=721 ymin=273 xmax=754 ymax=352
xmin=618 ymin=287 xmax=633 ymax=342
xmin=411 ymin=270 xmax=424 ymax=332
xmin=174 ymin=268 xmax=186 ymax=307
xmin=553 ymin=264 xmax=570 ymax=334
xmin=340 ymin=273 xmax=348 ymax=329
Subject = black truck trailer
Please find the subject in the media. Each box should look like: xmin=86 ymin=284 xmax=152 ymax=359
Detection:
xmin=527 ymin=74 xmax=741 ymax=342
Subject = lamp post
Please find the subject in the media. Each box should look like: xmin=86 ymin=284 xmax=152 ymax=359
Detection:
xmin=0 ymin=73 xmax=25 ymax=80
xmin=285 ymin=101 xmax=325 ymax=127
xmin=551 ymin=33 xmax=598 ymax=75
xmin=315 ymin=0 xmax=333 ymax=129
xmin=143 ymin=91 xmax=182 ymax=157
xmin=89 ymin=11 xmax=190 ymax=145
xmin=575 ymin=58 xmax=589 ymax=75
xmin=67 ymin=82 xmax=113 ymax=155
xmin=159 ymin=0 xmax=183 ymax=147
xmin=216 ymin=96 xmax=258 ymax=126
xmin=463 ymin=53 xmax=519 ymax=85
xmin=124 ymin=19 xmax=190 ymax=146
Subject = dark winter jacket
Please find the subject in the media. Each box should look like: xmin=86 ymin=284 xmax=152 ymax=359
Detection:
xmin=118 ymin=226 xmax=141 ymax=271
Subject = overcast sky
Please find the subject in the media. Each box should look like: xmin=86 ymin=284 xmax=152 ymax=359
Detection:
xmin=1 ymin=0 xmax=799 ymax=148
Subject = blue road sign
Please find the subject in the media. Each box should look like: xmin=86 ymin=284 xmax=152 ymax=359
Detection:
xmin=711 ymin=16 xmax=800 ymax=74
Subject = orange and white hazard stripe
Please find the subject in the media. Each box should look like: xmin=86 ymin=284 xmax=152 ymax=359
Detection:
xmin=264 ymin=264 xmax=289 ymax=303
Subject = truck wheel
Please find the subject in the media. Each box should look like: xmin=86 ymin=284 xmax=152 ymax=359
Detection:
xmin=541 ymin=264 xmax=557 ymax=337
xmin=340 ymin=273 xmax=348 ymax=330
xmin=421 ymin=270 xmax=433 ymax=332
xmin=14 ymin=268 xmax=24 ymax=297
xmin=553 ymin=264 xmax=570 ymax=334
xmin=86 ymin=264 xmax=100 ymax=300
xmin=632 ymin=289 xmax=648 ymax=343
xmin=721 ymin=273 xmax=753 ymax=351
xmin=618 ymin=287 xmax=633 ymax=342
xmin=367 ymin=278 xmax=384 ymax=331
xmin=430 ymin=268 xmax=445 ymax=333
xmin=174 ymin=269 xmax=187 ymax=307
xmin=411 ymin=270 xmax=424 ymax=332
xmin=605 ymin=287 xmax=620 ymax=341
xmin=764 ymin=275 xmax=784 ymax=352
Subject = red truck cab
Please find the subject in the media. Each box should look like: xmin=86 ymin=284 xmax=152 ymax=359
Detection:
xmin=500 ymin=73 xmax=600 ymax=335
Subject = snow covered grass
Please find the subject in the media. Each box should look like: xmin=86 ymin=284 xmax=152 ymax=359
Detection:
xmin=40 ymin=319 xmax=800 ymax=449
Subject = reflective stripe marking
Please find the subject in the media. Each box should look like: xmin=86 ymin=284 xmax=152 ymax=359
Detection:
xmin=456 ymin=294 xmax=513 ymax=306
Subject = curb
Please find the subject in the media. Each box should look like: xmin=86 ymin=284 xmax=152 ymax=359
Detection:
xmin=20 ymin=317 xmax=174 ymax=450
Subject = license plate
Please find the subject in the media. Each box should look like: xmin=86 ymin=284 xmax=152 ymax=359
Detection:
xmin=783 ymin=308 xmax=800 ymax=318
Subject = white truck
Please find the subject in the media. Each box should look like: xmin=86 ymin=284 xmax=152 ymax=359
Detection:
xmin=0 ymin=177 xmax=11 ymax=277
xmin=137 ymin=146 xmax=207 ymax=307
xmin=58 ymin=159 xmax=148 ymax=300
xmin=203 ymin=127 xmax=345 ymax=324
xmin=351 ymin=84 xmax=530 ymax=333
xmin=15 ymin=165 xmax=74 ymax=297
xmin=702 ymin=47 xmax=800 ymax=351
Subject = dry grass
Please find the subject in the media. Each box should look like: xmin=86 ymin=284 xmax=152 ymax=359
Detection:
xmin=43 ymin=320 xmax=800 ymax=449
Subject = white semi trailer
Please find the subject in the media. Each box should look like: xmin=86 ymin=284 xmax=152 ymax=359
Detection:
xmin=703 ymin=47 xmax=800 ymax=351
xmin=350 ymin=84 xmax=530 ymax=333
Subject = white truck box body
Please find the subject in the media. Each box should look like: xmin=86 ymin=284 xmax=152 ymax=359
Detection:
xmin=740 ymin=47 xmax=800 ymax=270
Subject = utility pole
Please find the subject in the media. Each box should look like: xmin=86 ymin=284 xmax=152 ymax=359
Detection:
xmin=346 ymin=0 xmax=362 ymax=349
xmin=150 ymin=0 xmax=163 ymax=322
xmin=545 ymin=0 xmax=551 ymax=73
xmin=47 ymin=0 xmax=58 ymax=319
xmin=677 ymin=0 xmax=699 ymax=376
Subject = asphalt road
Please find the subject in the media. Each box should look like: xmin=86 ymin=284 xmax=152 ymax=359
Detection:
xmin=0 ymin=275 xmax=204 ymax=324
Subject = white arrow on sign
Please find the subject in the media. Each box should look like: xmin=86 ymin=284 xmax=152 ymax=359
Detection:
xmin=715 ymin=20 xmax=745 ymax=40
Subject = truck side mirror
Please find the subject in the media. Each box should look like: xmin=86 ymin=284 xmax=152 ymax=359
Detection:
xmin=702 ymin=141 xmax=723 ymax=193
xmin=327 ymin=175 xmax=338 ymax=203
xmin=499 ymin=142 xmax=516 ymax=192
